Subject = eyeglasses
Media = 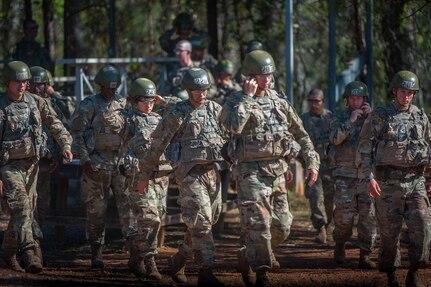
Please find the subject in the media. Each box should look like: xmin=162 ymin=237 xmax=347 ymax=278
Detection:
xmin=136 ymin=99 xmax=155 ymax=103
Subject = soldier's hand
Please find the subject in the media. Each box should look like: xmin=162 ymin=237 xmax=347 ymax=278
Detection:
xmin=63 ymin=150 xmax=73 ymax=164
xmin=284 ymin=170 xmax=294 ymax=184
xmin=0 ymin=180 xmax=4 ymax=197
xmin=83 ymin=160 xmax=101 ymax=181
xmin=350 ymin=109 xmax=364 ymax=122
xmin=244 ymin=77 xmax=258 ymax=97
xmin=46 ymin=86 xmax=55 ymax=95
xmin=361 ymin=102 xmax=372 ymax=116
xmin=155 ymin=95 xmax=165 ymax=106
xmin=305 ymin=168 xmax=318 ymax=187
xmin=137 ymin=180 xmax=149 ymax=194
xmin=368 ymin=179 xmax=381 ymax=197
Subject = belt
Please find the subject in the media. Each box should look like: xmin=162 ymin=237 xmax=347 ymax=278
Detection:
xmin=375 ymin=165 xmax=425 ymax=180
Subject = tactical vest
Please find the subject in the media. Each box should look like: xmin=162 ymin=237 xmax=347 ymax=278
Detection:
xmin=0 ymin=93 xmax=43 ymax=162
xmin=173 ymin=101 xmax=224 ymax=165
xmin=238 ymin=92 xmax=295 ymax=162
xmin=85 ymin=94 xmax=123 ymax=152
xmin=329 ymin=110 xmax=364 ymax=169
xmin=374 ymin=104 xmax=430 ymax=167
xmin=301 ymin=110 xmax=332 ymax=161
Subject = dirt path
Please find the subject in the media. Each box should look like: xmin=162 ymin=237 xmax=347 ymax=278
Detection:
xmin=0 ymin=204 xmax=430 ymax=286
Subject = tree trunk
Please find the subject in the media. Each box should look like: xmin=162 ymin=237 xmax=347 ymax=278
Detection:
xmin=207 ymin=0 xmax=218 ymax=59
xmin=64 ymin=0 xmax=84 ymax=75
xmin=43 ymin=0 xmax=56 ymax=63
xmin=24 ymin=0 xmax=32 ymax=20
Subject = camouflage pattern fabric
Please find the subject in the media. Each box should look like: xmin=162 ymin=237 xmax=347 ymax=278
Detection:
xmin=209 ymin=80 xmax=242 ymax=106
xmin=12 ymin=38 xmax=54 ymax=73
xmin=193 ymin=54 xmax=218 ymax=78
xmin=34 ymin=159 xmax=51 ymax=227
xmin=301 ymin=109 xmax=334 ymax=230
xmin=48 ymin=91 xmax=76 ymax=123
xmin=221 ymin=89 xmax=319 ymax=270
xmin=158 ymin=29 xmax=209 ymax=57
xmin=333 ymin=177 xmax=376 ymax=251
xmin=357 ymin=102 xmax=431 ymax=271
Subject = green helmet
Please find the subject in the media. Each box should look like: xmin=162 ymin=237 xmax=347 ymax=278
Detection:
xmin=242 ymin=50 xmax=275 ymax=76
xmin=216 ymin=59 xmax=234 ymax=75
xmin=94 ymin=64 xmax=121 ymax=88
xmin=182 ymin=68 xmax=211 ymax=90
xmin=343 ymin=81 xmax=368 ymax=98
xmin=4 ymin=61 xmax=31 ymax=83
xmin=46 ymin=70 xmax=54 ymax=86
xmin=246 ymin=40 xmax=264 ymax=53
xmin=190 ymin=35 xmax=209 ymax=49
xmin=174 ymin=12 xmax=194 ymax=30
xmin=129 ymin=78 xmax=157 ymax=99
xmin=30 ymin=66 xmax=49 ymax=84
xmin=389 ymin=70 xmax=420 ymax=91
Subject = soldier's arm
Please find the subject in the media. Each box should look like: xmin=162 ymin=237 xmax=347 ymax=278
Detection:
xmin=285 ymin=103 xmax=319 ymax=171
xmin=101 ymin=108 xmax=128 ymax=139
xmin=329 ymin=113 xmax=355 ymax=145
xmin=220 ymin=93 xmax=258 ymax=134
xmin=158 ymin=29 xmax=175 ymax=53
xmin=70 ymin=99 xmax=94 ymax=163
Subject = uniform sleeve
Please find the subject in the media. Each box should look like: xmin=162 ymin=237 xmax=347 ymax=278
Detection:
xmin=70 ymin=98 xmax=94 ymax=163
xmin=101 ymin=109 xmax=127 ymax=139
xmin=158 ymin=29 xmax=175 ymax=54
xmin=37 ymin=96 xmax=72 ymax=152
xmin=329 ymin=112 xmax=356 ymax=145
xmin=220 ymin=93 xmax=260 ymax=134
xmin=284 ymin=102 xmax=320 ymax=170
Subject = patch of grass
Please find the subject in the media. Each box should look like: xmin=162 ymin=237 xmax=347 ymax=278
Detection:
xmin=288 ymin=190 xmax=311 ymax=218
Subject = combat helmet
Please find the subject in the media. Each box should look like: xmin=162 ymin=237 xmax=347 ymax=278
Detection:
xmin=343 ymin=81 xmax=368 ymax=98
xmin=4 ymin=61 xmax=31 ymax=83
xmin=46 ymin=70 xmax=54 ymax=86
xmin=182 ymin=68 xmax=211 ymax=90
xmin=94 ymin=64 xmax=121 ymax=89
xmin=389 ymin=70 xmax=420 ymax=91
xmin=246 ymin=40 xmax=264 ymax=53
xmin=30 ymin=66 xmax=49 ymax=84
xmin=190 ymin=34 xmax=209 ymax=49
xmin=216 ymin=59 xmax=234 ymax=75
xmin=129 ymin=78 xmax=157 ymax=100
xmin=242 ymin=50 xmax=275 ymax=76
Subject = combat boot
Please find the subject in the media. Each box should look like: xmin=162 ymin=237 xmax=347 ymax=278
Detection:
xmin=0 ymin=250 xmax=24 ymax=272
xmin=144 ymin=256 xmax=162 ymax=281
xmin=34 ymin=239 xmax=44 ymax=267
xmin=237 ymin=248 xmax=255 ymax=287
xmin=128 ymin=246 xmax=145 ymax=278
xmin=358 ymin=249 xmax=376 ymax=269
xmin=334 ymin=242 xmax=345 ymax=264
xmin=256 ymin=268 xmax=271 ymax=287
xmin=169 ymin=252 xmax=187 ymax=284
xmin=405 ymin=264 xmax=425 ymax=287
xmin=197 ymin=268 xmax=224 ymax=287
xmin=270 ymin=252 xmax=280 ymax=270
xmin=315 ymin=226 xmax=327 ymax=244
xmin=22 ymin=248 xmax=43 ymax=273
xmin=91 ymin=244 xmax=104 ymax=269
xmin=387 ymin=270 xmax=400 ymax=287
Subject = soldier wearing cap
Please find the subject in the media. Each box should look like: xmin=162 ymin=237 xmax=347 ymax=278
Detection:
xmin=139 ymin=68 xmax=226 ymax=286
xmin=358 ymin=71 xmax=431 ymax=287
xmin=70 ymin=64 xmax=134 ymax=269
xmin=190 ymin=34 xmax=218 ymax=76
xmin=300 ymin=89 xmax=334 ymax=244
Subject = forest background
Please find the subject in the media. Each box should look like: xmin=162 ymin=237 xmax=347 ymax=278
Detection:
xmin=0 ymin=0 xmax=430 ymax=113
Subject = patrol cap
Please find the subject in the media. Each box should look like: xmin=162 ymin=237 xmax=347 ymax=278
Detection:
xmin=307 ymin=89 xmax=324 ymax=101
xmin=174 ymin=40 xmax=192 ymax=52
xmin=4 ymin=61 xmax=31 ymax=83
xmin=30 ymin=66 xmax=49 ymax=84
xmin=343 ymin=81 xmax=368 ymax=98
xmin=389 ymin=70 xmax=420 ymax=91
xmin=182 ymin=68 xmax=211 ymax=90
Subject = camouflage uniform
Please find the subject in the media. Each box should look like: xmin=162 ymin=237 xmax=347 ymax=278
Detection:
xmin=329 ymin=109 xmax=376 ymax=252
xmin=358 ymin=102 xmax=431 ymax=271
xmin=0 ymin=91 xmax=71 ymax=253
xmin=221 ymin=89 xmax=319 ymax=271
xmin=159 ymin=29 xmax=209 ymax=57
xmin=49 ymin=91 xmax=76 ymax=123
xmin=70 ymin=93 xmax=134 ymax=246
xmin=301 ymin=109 xmax=334 ymax=231
xmin=210 ymin=80 xmax=242 ymax=106
xmin=193 ymin=54 xmax=218 ymax=79
xmin=12 ymin=38 xmax=54 ymax=73
xmin=142 ymin=100 xmax=225 ymax=269
xmin=102 ymin=107 xmax=172 ymax=258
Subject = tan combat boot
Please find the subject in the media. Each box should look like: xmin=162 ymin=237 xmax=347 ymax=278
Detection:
xmin=128 ymin=246 xmax=145 ymax=278
xmin=22 ymin=248 xmax=43 ymax=273
xmin=358 ymin=249 xmax=376 ymax=269
xmin=0 ymin=250 xmax=24 ymax=272
xmin=256 ymin=268 xmax=271 ymax=287
xmin=405 ymin=264 xmax=425 ymax=287
xmin=91 ymin=244 xmax=104 ymax=269
xmin=144 ymin=256 xmax=162 ymax=281
xmin=197 ymin=268 xmax=224 ymax=287
xmin=237 ymin=248 xmax=255 ymax=287
xmin=169 ymin=252 xmax=187 ymax=284
xmin=334 ymin=242 xmax=345 ymax=264
xmin=315 ymin=226 xmax=327 ymax=244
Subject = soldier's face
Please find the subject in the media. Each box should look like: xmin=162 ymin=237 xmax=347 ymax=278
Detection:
xmin=175 ymin=50 xmax=190 ymax=63
xmin=8 ymin=80 xmax=28 ymax=99
xmin=255 ymin=74 xmax=272 ymax=89
xmin=24 ymin=23 xmax=38 ymax=39
xmin=101 ymin=86 xmax=117 ymax=99
xmin=308 ymin=98 xmax=324 ymax=115
xmin=347 ymin=95 xmax=364 ymax=110
xmin=189 ymin=89 xmax=208 ymax=105
xmin=135 ymin=97 xmax=155 ymax=114
xmin=29 ymin=82 xmax=46 ymax=96
xmin=394 ymin=88 xmax=415 ymax=110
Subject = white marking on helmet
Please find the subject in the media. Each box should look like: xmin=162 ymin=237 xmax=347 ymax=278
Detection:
xmin=146 ymin=88 xmax=156 ymax=96
xmin=110 ymin=82 xmax=118 ymax=88
xmin=401 ymin=80 xmax=414 ymax=89
xmin=194 ymin=77 xmax=209 ymax=85
xmin=16 ymin=72 xmax=29 ymax=80
xmin=33 ymin=76 xmax=42 ymax=83
xmin=261 ymin=64 xmax=274 ymax=74
xmin=351 ymin=88 xmax=363 ymax=95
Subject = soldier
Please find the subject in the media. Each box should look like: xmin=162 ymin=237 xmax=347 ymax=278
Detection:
xmin=358 ymin=71 xmax=431 ymax=287
xmin=70 ymin=64 xmax=134 ymax=269
xmin=233 ymin=40 xmax=264 ymax=85
xmin=159 ymin=40 xmax=216 ymax=101
xmin=139 ymin=68 xmax=225 ymax=286
xmin=221 ymin=50 xmax=319 ymax=287
xmin=300 ymin=89 xmax=334 ymax=243
xmin=210 ymin=59 xmax=241 ymax=106
xmin=159 ymin=12 xmax=209 ymax=57
xmin=190 ymin=34 xmax=218 ymax=76
xmin=12 ymin=19 xmax=54 ymax=73
xmin=328 ymin=81 xmax=376 ymax=269
xmin=0 ymin=61 xmax=72 ymax=273
xmin=45 ymin=70 xmax=76 ymax=122
xmin=102 ymin=78 xmax=172 ymax=281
